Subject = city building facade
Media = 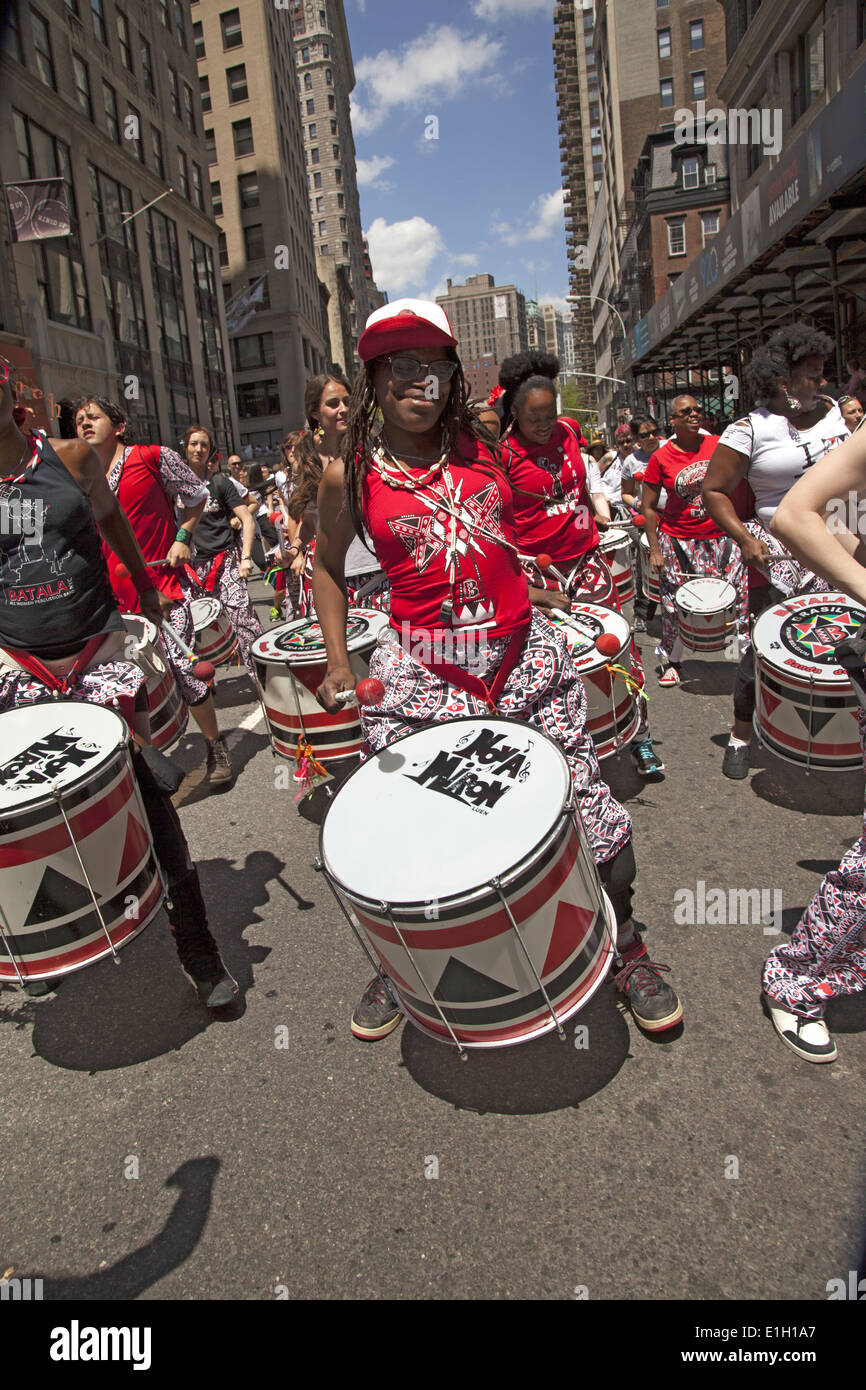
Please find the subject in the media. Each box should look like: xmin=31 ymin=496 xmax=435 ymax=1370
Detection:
xmin=436 ymin=274 xmax=528 ymax=398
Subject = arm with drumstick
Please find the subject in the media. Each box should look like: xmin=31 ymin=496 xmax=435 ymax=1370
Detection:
xmin=703 ymin=442 xmax=770 ymax=573
xmin=771 ymin=428 xmax=866 ymax=605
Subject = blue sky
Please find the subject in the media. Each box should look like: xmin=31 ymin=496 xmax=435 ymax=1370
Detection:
xmin=343 ymin=0 xmax=568 ymax=312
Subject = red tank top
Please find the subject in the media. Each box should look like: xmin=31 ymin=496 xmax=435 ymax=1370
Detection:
xmin=361 ymin=438 xmax=531 ymax=640
xmin=104 ymin=445 xmax=184 ymax=608
xmin=504 ymin=418 xmax=599 ymax=562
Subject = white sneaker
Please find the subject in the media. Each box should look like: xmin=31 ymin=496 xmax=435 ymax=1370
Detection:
xmin=764 ymin=996 xmax=837 ymax=1063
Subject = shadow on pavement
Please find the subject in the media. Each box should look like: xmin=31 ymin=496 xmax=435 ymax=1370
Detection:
xmin=0 ymin=851 xmax=285 ymax=1071
xmin=34 ymin=1157 xmax=220 ymax=1300
xmin=399 ymin=982 xmax=631 ymax=1115
xmin=675 ymin=657 xmax=738 ymax=698
xmin=748 ymin=756 xmax=863 ymax=816
xmin=212 ymin=670 xmax=258 ymax=711
xmin=172 ymin=728 xmax=268 ymax=809
xmin=826 ymin=991 xmax=866 ymax=1035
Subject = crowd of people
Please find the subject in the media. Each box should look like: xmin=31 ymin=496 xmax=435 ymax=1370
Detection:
xmin=1 ymin=300 xmax=865 ymax=1066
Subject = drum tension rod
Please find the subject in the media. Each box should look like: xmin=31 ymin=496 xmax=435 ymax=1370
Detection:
xmin=52 ymin=785 xmax=119 ymax=963
xmin=381 ymin=901 xmax=469 ymax=1060
xmin=490 ymin=876 xmax=567 ymax=1041
xmin=0 ymin=900 xmax=27 ymax=987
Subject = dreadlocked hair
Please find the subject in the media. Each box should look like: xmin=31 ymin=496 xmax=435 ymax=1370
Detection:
xmin=343 ymin=347 xmax=508 ymax=540
xmin=287 ymin=430 xmax=324 ymax=522
xmin=498 ymin=350 xmax=560 ymax=427
xmin=744 ymin=322 xmax=835 ymax=404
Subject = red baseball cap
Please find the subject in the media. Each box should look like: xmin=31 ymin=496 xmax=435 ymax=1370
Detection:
xmin=358 ymin=298 xmax=457 ymax=363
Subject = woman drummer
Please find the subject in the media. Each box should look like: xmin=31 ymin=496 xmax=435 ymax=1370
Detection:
xmin=759 ymin=424 xmax=866 ymax=1061
xmin=498 ymin=352 xmax=665 ymax=780
xmin=312 ymin=299 xmax=682 ymax=1042
xmin=182 ymin=425 xmax=263 ymax=677
xmin=0 ymin=361 xmax=236 ymax=1007
xmin=642 ymin=394 xmax=747 ymax=686
xmin=702 ymin=323 xmax=848 ymax=779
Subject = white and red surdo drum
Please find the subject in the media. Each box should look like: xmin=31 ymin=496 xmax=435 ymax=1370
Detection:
xmin=599 ymin=527 xmax=635 ymax=609
xmin=675 ymin=577 xmax=737 ymax=653
xmin=0 ymin=703 xmax=163 ymax=984
xmin=252 ymin=609 xmax=389 ymax=764
xmin=191 ymin=596 xmax=238 ymax=668
xmin=549 ymin=605 xmax=638 ymax=758
xmin=752 ymin=593 xmax=866 ymax=772
xmin=639 ymin=532 xmax=660 ymax=602
xmin=319 ymin=718 xmax=617 ymax=1052
xmin=121 ymin=614 xmax=188 ymax=751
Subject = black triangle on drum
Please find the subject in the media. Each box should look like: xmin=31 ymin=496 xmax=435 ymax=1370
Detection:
xmin=793 ymin=707 xmax=836 ymax=737
xmin=433 ymin=955 xmax=518 ymax=1003
xmin=23 ymin=865 xmax=93 ymax=925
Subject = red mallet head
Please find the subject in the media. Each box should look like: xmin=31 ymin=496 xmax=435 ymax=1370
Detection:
xmin=595 ymin=633 xmax=621 ymax=658
xmin=632 ymin=514 xmax=646 ymax=529
xmin=268 ymin=510 xmax=281 ymax=525
xmin=536 ymin=553 xmax=552 ymax=572
xmin=116 ymin=562 xmax=130 ymax=579
xmin=191 ymin=659 xmax=215 ymax=684
xmin=355 ymin=677 xmax=385 ymax=706
xmin=633 ymin=470 xmax=645 ymax=483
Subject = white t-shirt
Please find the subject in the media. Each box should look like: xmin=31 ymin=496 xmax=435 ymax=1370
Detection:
xmin=718 ymin=404 xmax=849 ymax=526
xmin=586 ymin=453 xmax=625 ymax=504
xmin=622 ymin=445 xmax=668 ymax=511
xmin=345 ymin=528 xmax=380 ymax=578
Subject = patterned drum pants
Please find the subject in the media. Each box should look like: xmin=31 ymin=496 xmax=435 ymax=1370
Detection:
xmin=762 ymin=710 xmax=866 ymax=1018
xmin=189 ymin=547 xmax=263 ymax=677
xmin=363 ymin=610 xmax=633 ymax=868
xmin=656 ymin=532 xmax=748 ymax=666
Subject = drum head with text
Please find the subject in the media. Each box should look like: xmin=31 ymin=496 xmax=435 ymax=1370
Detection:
xmin=0 ymin=703 xmax=127 ymax=810
xmin=548 ymin=605 xmax=630 ymax=672
xmin=252 ymin=609 xmax=389 ymax=665
xmin=321 ymin=718 xmax=571 ymax=904
xmin=676 ymin=577 xmax=736 ymax=614
xmin=753 ymin=593 xmax=866 ymax=685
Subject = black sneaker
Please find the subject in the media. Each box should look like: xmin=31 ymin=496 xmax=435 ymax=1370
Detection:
xmin=614 ymin=940 xmax=683 ymax=1032
xmin=168 ymin=871 xmax=239 ymax=1008
xmin=633 ymin=616 xmax=648 ymax=633
xmin=351 ymin=975 xmax=402 ymax=1040
xmin=630 ymin=738 xmax=665 ymax=779
xmin=722 ymin=741 xmax=750 ymax=779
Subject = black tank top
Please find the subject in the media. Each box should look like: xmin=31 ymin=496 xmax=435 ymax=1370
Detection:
xmin=0 ymin=436 xmax=123 ymax=658
xmin=194 ymin=471 xmax=241 ymax=559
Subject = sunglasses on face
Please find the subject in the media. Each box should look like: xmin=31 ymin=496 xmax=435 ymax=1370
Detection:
xmin=637 ymin=430 xmax=657 ymax=439
xmin=673 ymin=408 xmax=701 ymax=418
xmin=385 ymin=355 xmax=457 ymax=383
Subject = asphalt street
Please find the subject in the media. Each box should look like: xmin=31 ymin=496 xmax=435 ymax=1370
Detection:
xmin=2 ymin=577 xmax=865 ymax=1304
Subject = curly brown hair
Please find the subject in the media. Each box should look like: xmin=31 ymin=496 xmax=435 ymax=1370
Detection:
xmin=288 ymin=430 xmax=324 ymax=522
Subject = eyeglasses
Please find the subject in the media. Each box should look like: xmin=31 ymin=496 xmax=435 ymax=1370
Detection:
xmin=637 ymin=430 xmax=657 ymax=439
xmin=673 ymin=408 xmax=702 ymax=418
xmin=385 ymin=355 xmax=457 ymax=383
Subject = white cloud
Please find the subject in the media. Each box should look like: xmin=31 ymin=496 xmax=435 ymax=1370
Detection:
xmin=356 ymin=155 xmax=396 ymax=191
xmin=472 ymin=0 xmax=553 ymax=17
xmin=351 ymin=25 xmax=504 ymax=136
xmin=492 ymin=189 xmax=565 ymax=246
xmin=364 ymin=216 xmax=447 ymax=295
xmin=453 ymin=252 xmax=480 ymax=268
xmin=539 ymin=294 xmax=572 ymax=315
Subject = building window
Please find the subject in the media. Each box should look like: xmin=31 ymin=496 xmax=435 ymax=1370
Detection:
xmin=103 ymin=82 xmax=120 ymax=142
xmin=691 ymin=70 xmax=706 ymax=100
xmin=192 ymin=162 xmax=204 ymax=210
xmin=667 ymin=219 xmax=686 ymax=256
xmin=3 ymin=3 xmax=22 ymax=61
xmin=325 ymin=68 xmax=332 ymax=85
xmin=31 ymin=9 xmax=56 ymax=88
xmin=169 ymin=68 xmax=180 ymax=120
xmin=311 ymin=147 xmax=320 ymax=164
xmin=232 ymin=118 xmax=253 ymax=156
xmin=177 ymin=148 xmax=189 ymax=198
xmin=183 ymin=82 xmax=197 ymax=134
xmin=859 ymin=0 xmax=866 ymax=46
xmin=72 ymin=54 xmax=93 ymax=120
xmin=14 ymin=112 xmax=91 ymax=331
xmin=319 ymin=244 xmax=328 ymax=255
xmin=151 ymin=126 xmax=164 ymax=179
xmin=211 ymin=180 xmax=222 ymax=216
xmin=226 ymin=63 xmax=248 ymax=103
xmin=237 ymin=380 xmax=281 ymax=418
xmin=322 ymin=41 xmax=329 ymax=57
xmin=334 ymin=167 xmax=341 ymax=184
xmin=200 ymin=74 xmax=211 ymax=113
xmin=91 ymin=0 xmax=107 ymax=45
xmin=204 ymin=128 xmax=217 ymax=164
xmin=660 ymin=78 xmax=673 ymax=107
xmin=116 ymin=10 xmax=132 ymax=69
xmin=332 ymin=144 xmax=339 ymax=159
xmin=308 ymin=122 xmax=317 ymax=138
xmin=193 ymin=20 xmax=205 ymax=59
xmin=701 ymin=210 xmax=720 ymax=244
xmin=218 ymin=230 xmax=228 ymax=267
xmin=140 ymin=34 xmax=154 ymax=93
xmin=301 ymin=46 xmax=309 ymax=62
xmin=318 ymin=220 xmax=326 ymax=236
xmin=330 ymin=119 xmax=337 ymax=134
xmin=306 ymin=98 xmax=315 ymax=115
xmin=231 ymin=333 xmax=275 ymax=371
xmin=313 ymin=171 xmax=322 ymax=188
xmin=220 ymin=7 xmax=242 ymax=49
xmin=128 ymin=104 xmax=144 ymax=162
xmin=793 ymin=15 xmax=825 ymax=123
xmin=657 ymin=28 xmax=671 ymax=59
xmin=342 ymin=241 xmax=348 ymax=257
xmin=690 ymin=19 xmax=704 ymax=50
xmin=304 ymin=73 xmax=312 ymax=90
xmin=172 ymin=0 xmax=185 ymax=48
xmin=339 ymin=216 xmax=347 ymax=233
xmin=238 ymin=170 xmax=259 ymax=208
xmin=328 ymin=95 xmax=335 ymax=110
xmin=337 ymin=192 xmax=344 ymax=208
xmin=682 ymin=156 xmax=700 ymax=189
xmin=158 ymin=0 xmax=170 ymax=29
xmin=243 ymin=223 xmax=264 ymax=260
xmin=315 ymin=196 xmax=324 ymax=212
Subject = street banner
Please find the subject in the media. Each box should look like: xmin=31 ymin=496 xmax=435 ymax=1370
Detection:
xmin=5 ymin=179 xmax=71 ymax=242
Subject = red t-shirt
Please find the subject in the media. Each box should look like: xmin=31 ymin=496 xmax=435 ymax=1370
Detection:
xmin=362 ymin=438 xmax=530 ymax=640
xmin=643 ymin=435 xmax=722 ymax=539
xmin=503 ymin=417 xmax=599 ymax=563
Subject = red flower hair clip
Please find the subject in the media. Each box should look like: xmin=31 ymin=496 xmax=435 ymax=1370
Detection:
xmin=487 ymin=384 xmax=504 ymax=406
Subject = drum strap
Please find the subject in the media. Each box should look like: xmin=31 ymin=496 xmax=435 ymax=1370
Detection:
xmin=669 ymin=534 xmax=733 ymax=575
xmin=421 ymin=621 xmax=530 ymax=712
xmin=1 ymin=634 xmax=112 ymax=692
xmin=196 ymin=551 xmax=227 ymax=593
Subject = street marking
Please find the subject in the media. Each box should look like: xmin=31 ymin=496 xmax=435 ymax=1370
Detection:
xmin=226 ymin=706 xmax=265 ymax=749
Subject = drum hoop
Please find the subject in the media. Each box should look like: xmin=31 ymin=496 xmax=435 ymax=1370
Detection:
xmin=676 ymin=578 xmax=737 ymax=613
xmin=752 ymin=596 xmax=864 ymax=683
xmin=319 ymin=715 xmax=573 ymax=905
xmin=191 ymin=597 xmax=223 ymax=624
xmin=0 ymin=701 xmax=130 ymax=818
xmin=253 ymin=611 xmax=386 ymax=665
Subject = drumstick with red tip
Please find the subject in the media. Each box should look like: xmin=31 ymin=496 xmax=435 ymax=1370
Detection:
xmin=536 ymin=552 xmax=570 ymax=588
xmin=333 ymin=678 xmax=385 ymax=707
xmin=159 ymin=621 xmax=215 ymax=684
xmin=595 ymin=633 xmax=622 ymax=659
xmin=116 ymin=557 xmax=176 ymax=579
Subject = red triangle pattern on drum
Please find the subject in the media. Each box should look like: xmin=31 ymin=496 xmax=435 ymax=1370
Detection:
xmin=117 ymin=812 xmax=150 ymax=886
xmin=542 ymin=899 xmax=597 ymax=976
xmin=761 ymin=690 xmax=782 ymax=717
